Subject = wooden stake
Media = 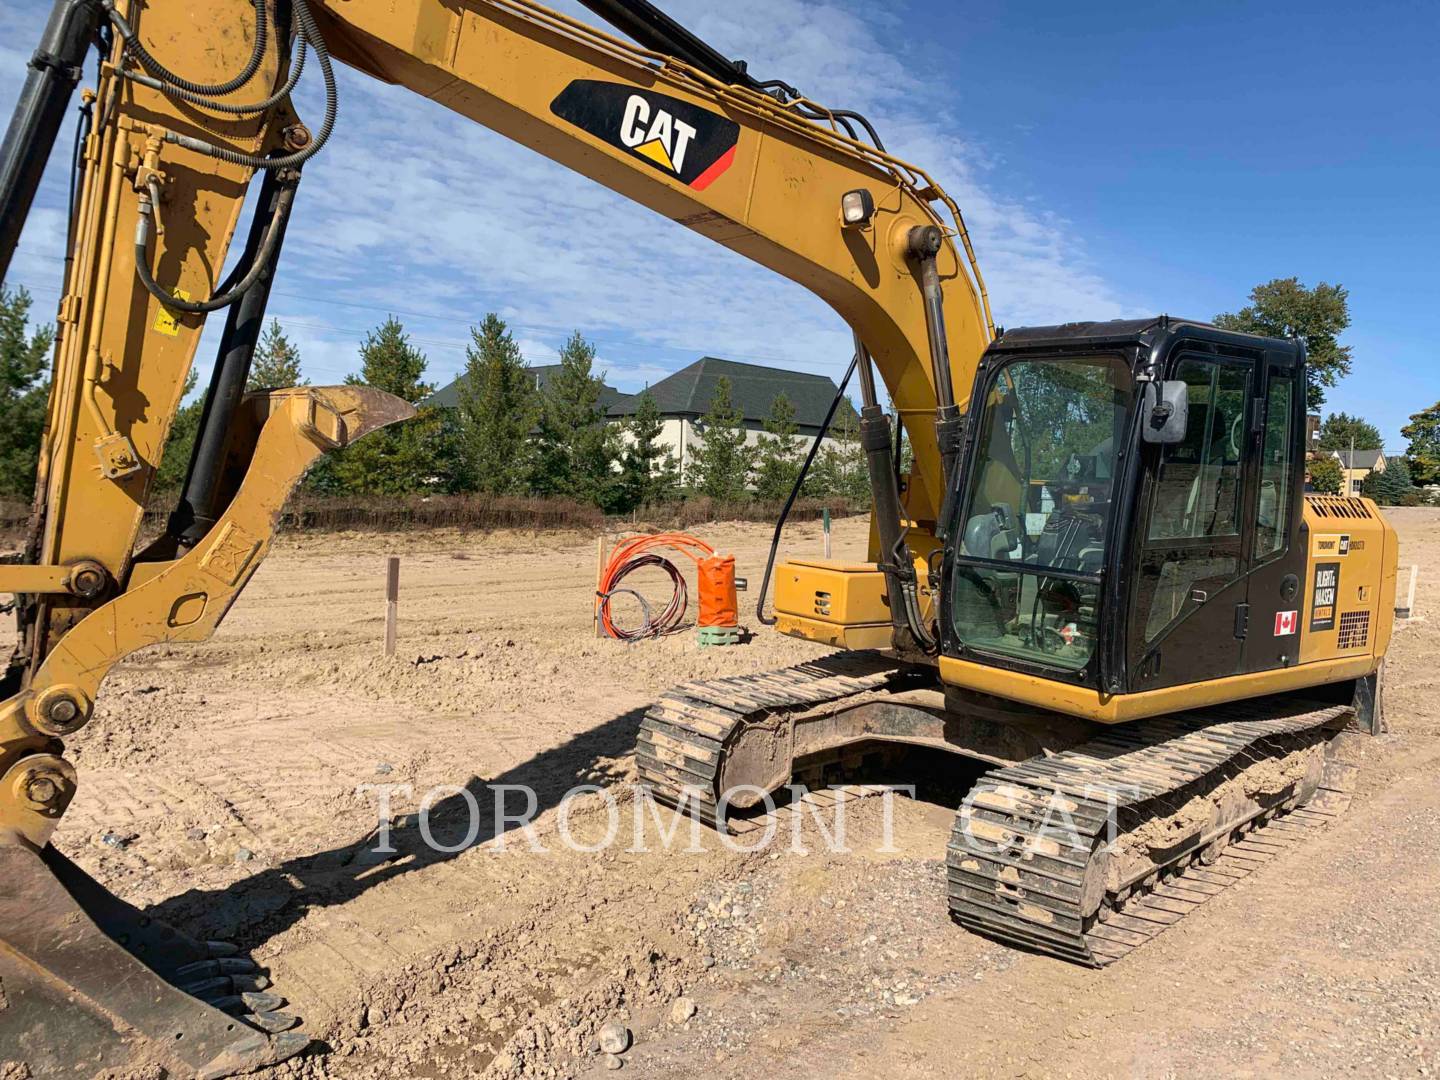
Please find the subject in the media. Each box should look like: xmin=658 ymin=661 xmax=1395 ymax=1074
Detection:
xmin=1400 ymin=564 xmax=1419 ymax=619
xmin=822 ymin=507 xmax=832 ymax=559
xmin=384 ymin=555 xmax=400 ymax=656
xmin=595 ymin=534 xmax=605 ymax=638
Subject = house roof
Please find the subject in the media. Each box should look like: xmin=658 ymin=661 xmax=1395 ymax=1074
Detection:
xmin=1332 ymin=448 xmax=1385 ymax=470
xmin=607 ymin=356 xmax=855 ymax=431
xmin=423 ymin=364 xmax=633 ymax=412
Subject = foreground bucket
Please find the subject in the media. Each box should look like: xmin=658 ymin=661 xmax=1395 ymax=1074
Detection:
xmin=0 ymin=841 xmax=308 ymax=1078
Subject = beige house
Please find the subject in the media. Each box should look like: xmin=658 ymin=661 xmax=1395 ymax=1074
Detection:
xmin=1331 ymin=448 xmax=1385 ymax=495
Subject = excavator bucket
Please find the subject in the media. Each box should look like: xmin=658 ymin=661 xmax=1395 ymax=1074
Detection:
xmin=0 ymin=842 xmax=308 ymax=1078
xmin=0 ymin=385 xmax=418 ymax=1074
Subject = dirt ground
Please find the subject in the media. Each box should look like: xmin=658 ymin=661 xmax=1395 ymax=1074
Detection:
xmin=12 ymin=509 xmax=1440 ymax=1078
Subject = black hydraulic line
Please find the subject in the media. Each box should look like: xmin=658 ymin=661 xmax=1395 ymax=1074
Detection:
xmin=907 ymin=224 xmax=964 ymax=539
xmin=122 ymin=37 xmax=307 ymax=116
xmin=575 ymin=0 xmax=888 ymax=151
xmin=120 ymin=0 xmax=334 ymax=171
xmin=575 ymin=0 xmax=757 ymax=88
xmin=168 ymin=168 xmax=298 ymax=547
xmin=102 ymin=0 xmax=268 ymax=98
xmin=854 ymin=334 xmax=936 ymax=653
xmin=0 ymin=0 xmax=103 ymax=284
xmin=135 ymin=178 xmax=295 ymax=314
xmin=64 ymin=91 xmax=94 ymax=269
xmin=755 ymin=354 xmax=858 ymax=626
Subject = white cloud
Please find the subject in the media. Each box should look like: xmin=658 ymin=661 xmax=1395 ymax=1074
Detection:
xmin=2 ymin=0 xmax=1136 ymax=405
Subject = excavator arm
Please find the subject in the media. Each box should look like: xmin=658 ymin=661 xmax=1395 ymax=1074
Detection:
xmin=0 ymin=0 xmax=990 ymax=1073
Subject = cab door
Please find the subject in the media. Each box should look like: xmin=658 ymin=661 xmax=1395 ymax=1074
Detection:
xmin=1128 ymin=353 xmax=1256 ymax=691
xmin=1240 ymin=360 xmax=1307 ymax=673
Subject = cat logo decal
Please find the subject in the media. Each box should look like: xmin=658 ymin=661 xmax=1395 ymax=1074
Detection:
xmin=551 ymin=81 xmax=739 ymax=191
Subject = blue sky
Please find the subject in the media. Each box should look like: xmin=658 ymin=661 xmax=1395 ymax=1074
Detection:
xmin=3 ymin=0 xmax=1435 ymax=446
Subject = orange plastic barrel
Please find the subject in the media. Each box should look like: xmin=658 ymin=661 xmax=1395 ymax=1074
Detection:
xmin=698 ymin=555 xmax=738 ymax=628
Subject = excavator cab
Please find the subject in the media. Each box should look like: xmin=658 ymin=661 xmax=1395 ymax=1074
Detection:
xmin=939 ymin=316 xmax=1391 ymax=722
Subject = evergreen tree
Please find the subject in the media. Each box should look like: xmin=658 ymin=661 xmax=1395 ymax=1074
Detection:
xmin=809 ymin=405 xmax=869 ymax=502
xmin=1307 ymin=455 xmax=1343 ymax=495
xmin=1362 ymin=456 xmax=1416 ymax=506
xmin=327 ymin=317 xmax=441 ymax=494
xmin=156 ymin=369 xmax=202 ymax=490
xmin=530 ymin=331 xmax=618 ymax=506
xmin=0 ymin=286 xmax=54 ymax=499
xmin=1317 ymin=412 xmax=1382 ymax=452
xmin=617 ymin=389 xmax=679 ymax=510
xmin=752 ymin=392 xmax=804 ymax=501
xmin=688 ymin=376 xmax=753 ymax=500
xmin=455 ymin=314 xmax=536 ymax=495
xmin=247 ymin=319 xmax=306 ymax=391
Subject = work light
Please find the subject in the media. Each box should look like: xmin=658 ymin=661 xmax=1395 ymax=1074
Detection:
xmin=841 ymin=188 xmax=875 ymax=228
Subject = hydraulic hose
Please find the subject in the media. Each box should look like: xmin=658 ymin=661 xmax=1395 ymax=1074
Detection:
xmin=123 ymin=37 xmax=306 ymax=116
xmin=755 ymin=354 xmax=858 ymax=625
xmin=162 ymin=0 xmax=335 ymax=170
xmin=134 ymin=176 xmax=295 ymax=314
xmin=103 ymin=0 xmax=267 ymax=98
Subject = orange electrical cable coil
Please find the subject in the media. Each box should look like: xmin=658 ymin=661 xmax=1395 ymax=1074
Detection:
xmin=597 ymin=532 xmax=725 ymax=640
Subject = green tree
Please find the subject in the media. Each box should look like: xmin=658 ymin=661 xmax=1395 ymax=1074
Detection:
xmin=247 ymin=319 xmax=306 ymax=391
xmin=1362 ymin=456 xmax=1416 ymax=506
xmin=1214 ymin=278 xmax=1352 ymax=410
xmin=617 ymin=389 xmax=679 ymax=510
xmin=1402 ymin=401 xmax=1440 ymax=487
xmin=809 ymin=406 xmax=869 ymax=502
xmin=688 ymin=376 xmax=753 ymax=500
xmin=155 ymin=369 xmax=202 ymax=490
xmin=752 ymin=392 xmax=804 ymax=501
xmin=454 ymin=314 xmax=536 ymax=495
xmin=1317 ymin=412 xmax=1382 ymax=452
xmin=529 ymin=331 xmax=618 ymax=506
xmin=1307 ymin=455 xmax=1343 ymax=495
xmin=0 ymin=286 xmax=55 ymax=498
xmin=326 ymin=317 xmax=441 ymax=494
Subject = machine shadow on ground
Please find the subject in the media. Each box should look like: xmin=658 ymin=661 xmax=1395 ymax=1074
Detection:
xmin=149 ymin=704 xmax=653 ymax=949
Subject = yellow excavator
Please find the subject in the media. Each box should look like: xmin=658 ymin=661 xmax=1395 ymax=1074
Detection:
xmin=0 ymin=0 xmax=1395 ymax=1074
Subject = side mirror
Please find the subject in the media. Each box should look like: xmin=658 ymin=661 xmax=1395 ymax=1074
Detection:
xmin=1141 ymin=380 xmax=1188 ymax=445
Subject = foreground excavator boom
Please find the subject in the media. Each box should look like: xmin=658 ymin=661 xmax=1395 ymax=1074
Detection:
xmin=0 ymin=0 xmax=1396 ymax=1074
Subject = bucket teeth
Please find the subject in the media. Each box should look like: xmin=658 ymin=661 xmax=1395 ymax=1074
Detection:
xmin=1 ymin=842 xmax=306 ymax=1077
xmin=180 ymin=971 xmax=272 ymax=998
xmin=181 ymin=974 xmax=237 ymax=998
xmin=246 ymin=1008 xmax=302 ymax=1033
xmin=206 ymin=939 xmax=241 ymax=957
xmin=197 ymin=1031 xmax=311 ymax=1080
xmin=214 ymin=990 xmax=286 ymax=1014
xmin=176 ymin=955 xmax=259 ymax=979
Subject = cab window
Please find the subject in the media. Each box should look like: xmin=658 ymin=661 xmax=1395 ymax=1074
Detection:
xmin=1255 ymin=372 xmax=1294 ymax=560
xmin=950 ymin=355 xmax=1132 ymax=672
xmin=1139 ymin=358 xmax=1248 ymax=642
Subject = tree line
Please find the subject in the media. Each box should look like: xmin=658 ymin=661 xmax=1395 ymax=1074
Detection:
xmin=0 ymin=286 xmax=867 ymax=511
xmin=1305 ymin=411 xmax=1434 ymax=505
xmin=3 ymin=278 xmax=1434 ymax=510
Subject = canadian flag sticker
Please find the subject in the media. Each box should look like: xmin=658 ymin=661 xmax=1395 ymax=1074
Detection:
xmin=1274 ymin=610 xmax=1298 ymax=636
